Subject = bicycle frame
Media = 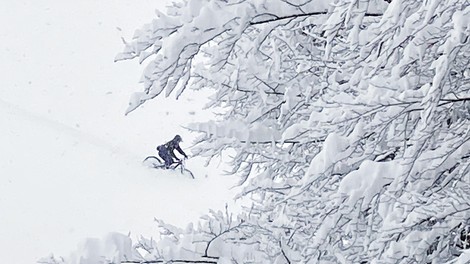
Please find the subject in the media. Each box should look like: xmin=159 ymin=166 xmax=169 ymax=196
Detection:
xmin=170 ymin=159 xmax=195 ymax=179
xmin=143 ymin=156 xmax=194 ymax=179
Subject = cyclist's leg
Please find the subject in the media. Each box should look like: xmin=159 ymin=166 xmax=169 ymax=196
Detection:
xmin=158 ymin=150 xmax=173 ymax=169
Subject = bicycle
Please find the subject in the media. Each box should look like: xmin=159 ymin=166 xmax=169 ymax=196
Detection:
xmin=142 ymin=156 xmax=195 ymax=179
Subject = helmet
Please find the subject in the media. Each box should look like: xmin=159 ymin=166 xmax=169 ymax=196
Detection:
xmin=174 ymin=135 xmax=182 ymax=142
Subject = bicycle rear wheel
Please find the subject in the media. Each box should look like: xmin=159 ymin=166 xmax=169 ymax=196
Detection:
xmin=143 ymin=156 xmax=164 ymax=168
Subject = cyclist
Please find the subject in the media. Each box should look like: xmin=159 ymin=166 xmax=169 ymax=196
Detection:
xmin=157 ymin=135 xmax=188 ymax=169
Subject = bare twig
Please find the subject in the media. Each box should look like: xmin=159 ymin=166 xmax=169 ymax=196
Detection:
xmin=122 ymin=259 xmax=218 ymax=264
xmin=250 ymin=12 xmax=383 ymax=26
xmin=279 ymin=240 xmax=292 ymax=264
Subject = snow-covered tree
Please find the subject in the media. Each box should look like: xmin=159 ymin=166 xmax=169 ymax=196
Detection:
xmin=93 ymin=0 xmax=470 ymax=263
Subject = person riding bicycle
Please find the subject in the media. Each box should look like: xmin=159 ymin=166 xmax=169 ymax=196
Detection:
xmin=157 ymin=135 xmax=188 ymax=169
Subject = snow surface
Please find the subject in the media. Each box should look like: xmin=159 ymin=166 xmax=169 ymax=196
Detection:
xmin=0 ymin=1 xmax=238 ymax=264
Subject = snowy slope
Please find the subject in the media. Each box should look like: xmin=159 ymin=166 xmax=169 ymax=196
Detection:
xmin=0 ymin=1 xmax=239 ymax=263
xmin=0 ymin=98 xmax=238 ymax=264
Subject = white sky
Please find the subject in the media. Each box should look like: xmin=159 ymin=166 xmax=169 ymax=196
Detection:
xmin=0 ymin=1 xmax=238 ymax=263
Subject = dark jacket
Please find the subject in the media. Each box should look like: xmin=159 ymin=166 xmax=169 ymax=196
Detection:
xmin=160 ymin=139 xmax=187 ymax=161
